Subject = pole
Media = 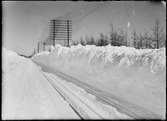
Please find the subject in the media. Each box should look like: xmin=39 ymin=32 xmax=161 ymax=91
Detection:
xmin=67 ymin=20 xmax=69 ymax=47
xmin=37 ymin=42 xmax=39 ymax=53
xmin=43 ymin=42 xmax=45 ymax=51
xmin=53 ymin=20 xmax=56 ymax=46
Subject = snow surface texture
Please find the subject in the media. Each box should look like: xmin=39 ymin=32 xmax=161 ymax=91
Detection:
xmin=32 ymin=44 xmax=166 ymax=118
xmin=2 ymin=48 xmax=79 ymax=119
xmin=44 ymin=72 xmax=131 ymax=119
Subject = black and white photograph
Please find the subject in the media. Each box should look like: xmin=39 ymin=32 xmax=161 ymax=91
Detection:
xmin=2 ymin=1 xmax=166 ymax=119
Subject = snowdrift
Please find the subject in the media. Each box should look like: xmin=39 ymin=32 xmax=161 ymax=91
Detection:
xmin=2 ymin=47 xmax=79 ymax=119
xmin=32 ymin=44 xmax=166 ymax=118
xmin=33 ymin=44 xmax=165 ymax=73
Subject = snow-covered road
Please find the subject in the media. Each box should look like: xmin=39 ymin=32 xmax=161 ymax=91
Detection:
xmin=43 ymin=72 xmax=130 ymax=119
xmin=33 ymin=61 xmax=162 ymax=119
xmin=42 ymin=69 xmax=131 ymax=119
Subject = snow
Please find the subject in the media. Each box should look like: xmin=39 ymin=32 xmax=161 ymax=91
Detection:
xmin=34 ymin=51 xmax=50 ymax=56
xmin=44 ymin=72 xmax=131 ymax=119
xmin=32 ymin=44 xmax=166 ymax=119
xmin=2 ymin=47 xmax=79 ymax=119
xmin=2 ymin=47 xmax=131 ymax=119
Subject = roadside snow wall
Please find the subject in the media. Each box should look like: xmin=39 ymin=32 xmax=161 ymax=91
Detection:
xmin=32 ymin=44 xmax=166 ymax=118
xmin=2 ymin=47 xmax=79 ymax=119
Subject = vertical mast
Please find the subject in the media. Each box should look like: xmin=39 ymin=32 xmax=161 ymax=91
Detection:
xmin=53 ymin=19 xmax=56 ymax=46
xmin=67 ymin=20 xmax=69 ymax=47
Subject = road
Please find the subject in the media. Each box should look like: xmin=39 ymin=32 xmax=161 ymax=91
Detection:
xmin=33 ymin=60 xmax=163 ymax=119
xmin=43 ymin=72 xmax=103 ymax=119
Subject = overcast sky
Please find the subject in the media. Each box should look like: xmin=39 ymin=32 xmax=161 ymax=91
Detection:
xmin=3 ymin=1 xmax=166 ymax=56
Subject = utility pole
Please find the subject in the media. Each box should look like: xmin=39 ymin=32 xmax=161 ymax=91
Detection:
xmin=53 ymin=19 xmax=56 ymax=46
xmin=67 ymin=20 xmax=69 ymax=47
xmin=37 ymin=42 xmax=39 ymax=53
xmin=43 ymin=42 xmax=45 ymax=51
xmin=34 ymin=48 xmax=35 ymax=55
xmin=127 ymin=21 xmax=131 ymax=47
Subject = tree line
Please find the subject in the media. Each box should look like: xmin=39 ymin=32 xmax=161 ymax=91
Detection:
xmin=72 ymin=19 xmax=166 ymax=49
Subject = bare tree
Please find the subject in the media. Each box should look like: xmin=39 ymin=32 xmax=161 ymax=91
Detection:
xmin=110 ymin=23 xmax=127 ymax=47
xmin=139 ymin=33 xmax=144 ymax=49
xmin=85 ymin=36 xmax=92 ymax=45
xmin=117 ymin=29 xmax=125 ymax=46
xmin=110 ymin=23 xmax=114 ymax=45
xmin=151 ymin=19 xmax=164 ymax=49
xmin=124 ymin=31 xmax=128 ymax=46
xmin=143 ymin=32 xmax=151 ymax=48
xmin=101 ymin=34 xmax=109 ymax=46
xmin=89 ymin=36 xmax=95 ymax=45
xmin=132 ymin=29 xmax=138 ymax=48
xmin=80 ymin=36 xmax=86 ymax=46
xmin=98 ymin=33 xmax=104 ymax=46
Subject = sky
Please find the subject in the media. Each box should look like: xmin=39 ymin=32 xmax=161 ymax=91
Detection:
xmin=2 ymin=1 xmax=166 ymax=56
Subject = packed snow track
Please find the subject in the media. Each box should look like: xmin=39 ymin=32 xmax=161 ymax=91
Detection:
xmin=43 ymin=72 xmax=130 ymax=119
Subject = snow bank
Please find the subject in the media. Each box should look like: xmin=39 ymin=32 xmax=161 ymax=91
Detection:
xmin=33 ymin=44 xmax=165 ymax=73
xmin=32 ymin=44 xmax=166 ymax=119
xmin=34 ymin=51 xmax=50 ymax=57
xmin=2 ymin=47 xmax=79 ymax=119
